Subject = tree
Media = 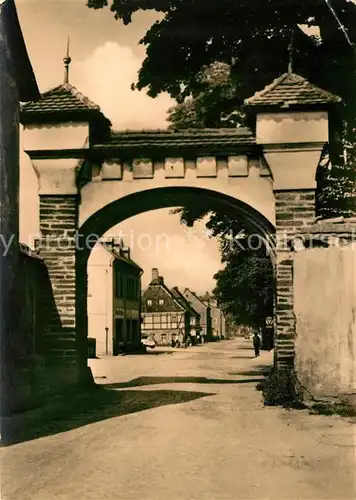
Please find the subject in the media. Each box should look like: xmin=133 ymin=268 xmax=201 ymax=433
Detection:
xmin=213 ymin=250 xmax=274 ymax=329
xmin=171 ymin=203 xmax=274 ymax=328
xmin=89 ymin=0 xmax=356 ymax=217
xmin=167 ymin=62 xmax=244 ymax=129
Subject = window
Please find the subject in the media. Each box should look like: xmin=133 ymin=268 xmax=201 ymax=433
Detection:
xmin=144 ymin=315 xmax=153 ymax=328
xmin=161 ymin=314 xmax=168 ymax=328
xmin=153 ymin=315 xmax=161 ymax=329
xmin=161 ymin=333 xmax=167 ymax=342
xmin=159 ymin=299 xmax=164 ymax=306
xmin=147 ymin=299 xmax=152 ymax=306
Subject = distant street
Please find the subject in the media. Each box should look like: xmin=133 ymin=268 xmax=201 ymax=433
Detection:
xmin=2 ymin=339 xmax=355 ymax=500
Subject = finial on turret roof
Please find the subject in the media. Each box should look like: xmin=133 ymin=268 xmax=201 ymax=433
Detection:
xmin=287 ymin=29 xmax=294 ymax=74
xmin=63 ymin=36 xmax=71 ymax=84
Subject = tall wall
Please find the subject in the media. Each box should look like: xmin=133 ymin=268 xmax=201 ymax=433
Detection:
xmin=294 ymin=236 xmax=356 ymax=397
xmin=0 ymin=23 xmax=20 ymax=417
xmin=2 ymin=249 xmax=53 ymax=415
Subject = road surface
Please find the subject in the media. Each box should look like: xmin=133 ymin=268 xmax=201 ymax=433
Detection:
xmin=1 ymin=339 xmax=355 ymax=499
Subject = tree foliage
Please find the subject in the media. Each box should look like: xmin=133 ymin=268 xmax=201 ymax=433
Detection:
xmin=89 ymin=0 xmax=356 ymax=217
xmin=213 ymin=250 xmax=274 ymax=328
xmin=88 ymin=0 xmax=356 ymax=322
xmin=171 ymin=203 xmax=274 ymax=327
xmin=167 ymin=62 xmax=244 ymax=129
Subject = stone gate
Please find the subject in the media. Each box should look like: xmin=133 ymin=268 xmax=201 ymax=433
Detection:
xmin=21 ymin=72 xmax=341 ymax=393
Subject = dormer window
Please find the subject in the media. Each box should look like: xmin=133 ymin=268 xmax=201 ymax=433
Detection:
xmin=159 ymin=299 xmax=164 ymax=306
xmin=147 ymin=299 xmax=152 ymax=306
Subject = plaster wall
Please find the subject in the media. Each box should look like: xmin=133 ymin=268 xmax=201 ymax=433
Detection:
xmin=87 ymin=244 xmax=114 ymax=356
xmin=79 ymin=158 xmax=275 ymax=228
xmin=23 ymin=122 xmax=89 ymax=151
xmin=256 ymin=112 xmax=328 ymax=145
xmin=294 ymin=246 xmax=356 ymax=397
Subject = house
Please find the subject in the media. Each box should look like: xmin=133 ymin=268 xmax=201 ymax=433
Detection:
xmin=170 ymin=287 xmax=201 ymax=344
xmin=141 ymin=269 xmax=201 ymax=346
xmin=87 ymin=239 xmax=142 ymax=355
xmin=200 ymin=292 xmax=226 ymax=340
xmin=183 ymin=288 xmax=212 ymax=342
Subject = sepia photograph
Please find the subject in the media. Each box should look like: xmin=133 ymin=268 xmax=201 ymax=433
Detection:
xmin=0 ymin=0 xmax=355 ymax=498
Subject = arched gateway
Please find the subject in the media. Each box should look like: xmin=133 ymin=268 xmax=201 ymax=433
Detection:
xmin=21 ymin=72 xmax=341 ymax=392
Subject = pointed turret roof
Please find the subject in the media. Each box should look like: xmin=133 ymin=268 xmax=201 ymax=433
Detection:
xmin=244 ymin=73 xmax=341 ymax=110
xmin=21 ymin=83 xmax=111 ymax=126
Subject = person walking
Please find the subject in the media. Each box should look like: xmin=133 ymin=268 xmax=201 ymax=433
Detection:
xmin=253 ymin=330 xmax=261 ymax=357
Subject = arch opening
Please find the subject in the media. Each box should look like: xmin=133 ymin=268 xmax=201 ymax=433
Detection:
xmin=76 ymin=186 xmax=276 ymax=362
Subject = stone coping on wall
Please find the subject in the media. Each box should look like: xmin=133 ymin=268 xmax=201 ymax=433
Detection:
xmin=287 ymin=217 xmax=356 ymax=250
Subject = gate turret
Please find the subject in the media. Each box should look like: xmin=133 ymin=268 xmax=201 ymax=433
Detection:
xmin=20 ymin=58 xmax=111 ymax=388
xmin=244 ymin=71 xmax=342 ymax=368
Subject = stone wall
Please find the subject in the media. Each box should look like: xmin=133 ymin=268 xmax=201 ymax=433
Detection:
xmin=274 ymin=190 xmax=316 ymax=368
xmin=2 ymin=248 xmax=50 ymax=415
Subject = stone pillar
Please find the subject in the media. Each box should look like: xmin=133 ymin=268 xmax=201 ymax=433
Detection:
xmin=274 ymin=190 xmax=316 ymax=367
xmin=37 ymin=196 xmax=77 ymax=346
xmin=25 ymin=153 xmax=89 ymax=391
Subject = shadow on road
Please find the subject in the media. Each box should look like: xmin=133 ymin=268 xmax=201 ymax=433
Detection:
xmin=105 ymin=376 xmax=265 ymax=389
xmin=2 ymin=387 xmax=213 ymax=446
xmin=230 ymin=355 xmax=256 ymax=359
xmin=229 ymin=366 xmax=272 ymax=377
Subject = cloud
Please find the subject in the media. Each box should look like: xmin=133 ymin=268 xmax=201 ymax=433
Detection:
xmin=72 ymin=41 xmax=174 ymax=129
xmin=100 ymin=209 xmax=223 ymax=294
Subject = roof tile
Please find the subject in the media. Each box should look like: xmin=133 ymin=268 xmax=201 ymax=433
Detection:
xmin=94 ymin=127 xmax=255 ymax=152
xmin=244 ymin=73 xmax=341 ymax=109
xmin=21 ymin=83 xmax=104 ymax=117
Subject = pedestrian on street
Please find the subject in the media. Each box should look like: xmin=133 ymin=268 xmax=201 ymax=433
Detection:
xmin=253 ymin=330 xmax=261 ymax=357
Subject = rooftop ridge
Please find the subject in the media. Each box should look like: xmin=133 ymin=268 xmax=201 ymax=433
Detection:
xmin=110 ymin=127 xmax=253 ymax=136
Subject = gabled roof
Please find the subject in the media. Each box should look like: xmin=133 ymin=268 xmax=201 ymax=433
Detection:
xmin=21 ymin=83 xmax=111 ymax=125
xmin=100 ymin=242 xmax=142 ymax=271
xmin=92 ymin=127 xmax=255 ymax=153
xmin=184 ymin=288 xmax=209 ymax=308
xmin=244 ymin=72 xmax=341 ymax=109
xmin=142 ymin=280 xmax=185 ymax=312
xmin=171 ymin=287 xmax=200 ymax=318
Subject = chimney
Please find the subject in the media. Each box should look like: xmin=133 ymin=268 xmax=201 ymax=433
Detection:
xmin=105 ymin=236 xmax=122 ymax=250
xmin=121 ymin=247 xmax=130 ymax=260
xmin=152 ymin=268 xmax=159 ymax=281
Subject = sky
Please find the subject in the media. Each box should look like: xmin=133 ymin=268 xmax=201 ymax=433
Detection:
xmin=16 ymin=0 xmax=223 ymax=293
